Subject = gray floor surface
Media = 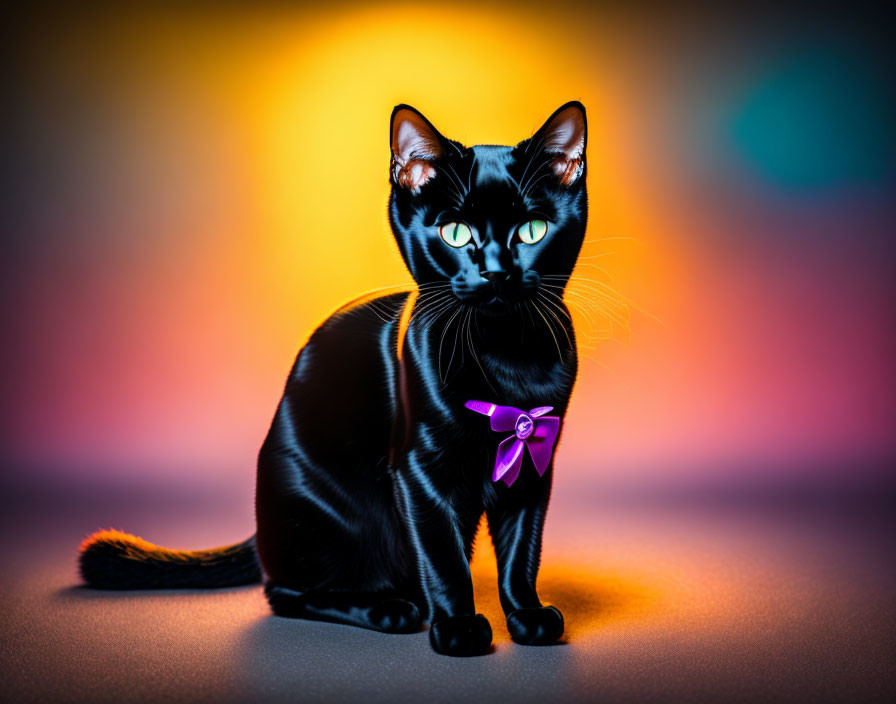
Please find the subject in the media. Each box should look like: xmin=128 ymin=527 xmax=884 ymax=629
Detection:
xmin=2 ymin=478 xmax=895 ymax=703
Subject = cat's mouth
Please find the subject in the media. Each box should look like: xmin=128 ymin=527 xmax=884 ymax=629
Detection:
xmin=482 ymin=296 xmax=507 ymax=312
xmin=450 ymin=276 xmax=539 ymax=310
xmin=455 ymin=288 xmax=521 ymax=302
xmin=474 ymin=289 xmax=536 ymax=314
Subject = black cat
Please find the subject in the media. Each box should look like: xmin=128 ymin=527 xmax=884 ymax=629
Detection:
xmin=80 ymin=101 xmax=588 ymax=656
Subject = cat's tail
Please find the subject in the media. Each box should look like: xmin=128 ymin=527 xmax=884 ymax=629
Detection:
xmin=79 ymin=530 xmax=262 ymax=589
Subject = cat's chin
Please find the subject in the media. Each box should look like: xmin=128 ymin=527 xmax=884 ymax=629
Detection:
xmin=473 ymin=296 xmax=532 ymax=317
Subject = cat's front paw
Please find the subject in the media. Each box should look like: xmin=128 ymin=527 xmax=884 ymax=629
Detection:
xmin=506 ymin=605 xmax=564 ymax=645
xmin=429 ymin=614 xmax=493 ymax=656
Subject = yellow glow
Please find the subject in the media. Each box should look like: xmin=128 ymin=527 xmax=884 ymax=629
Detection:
xmin=23 ymin=5 xmax=698 ymax=479
xmin=254 ymin=5 xmax=602 ymax=307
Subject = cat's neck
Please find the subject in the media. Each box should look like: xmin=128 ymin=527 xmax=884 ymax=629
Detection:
xmin=422 ymin=301 xmax=576 ymax=375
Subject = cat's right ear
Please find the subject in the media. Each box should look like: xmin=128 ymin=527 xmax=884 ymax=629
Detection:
xmin=522 ymin=101 xmax=587 ymax=187
xmin=390 ymin=105 xmax=445 ymax=194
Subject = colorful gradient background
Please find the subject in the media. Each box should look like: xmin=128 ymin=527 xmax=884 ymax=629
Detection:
xmin=4 ymin=3 xmax=894 ymax=495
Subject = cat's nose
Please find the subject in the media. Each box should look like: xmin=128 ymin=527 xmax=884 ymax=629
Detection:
xmin=480 ymin=270 xmax=510 ymax=285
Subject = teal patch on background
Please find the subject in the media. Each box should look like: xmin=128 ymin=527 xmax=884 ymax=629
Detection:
xmin=729 ymin=43 xmax=895 ymax=191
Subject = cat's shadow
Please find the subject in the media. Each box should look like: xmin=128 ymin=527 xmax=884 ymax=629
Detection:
xmin=471 ymin=567 xmax=656 ymax=643
xmin=58 ymin=566 xmax=656 ymax=660
xmin=58 ymin=567 xmax=655 ymax=639
xmin=227 ymin=568 xmax=656 ymax=697
xmin=57 ymin=568 xmax=656 ymax=696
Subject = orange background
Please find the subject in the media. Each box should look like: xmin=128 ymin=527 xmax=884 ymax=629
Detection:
xmin=5 ymin=4 xmax=894 ymax=491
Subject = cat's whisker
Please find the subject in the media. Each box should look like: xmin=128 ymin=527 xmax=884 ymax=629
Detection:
xmin=540 ymin=291 xmax=600 ymax=340
xmin=423 ymin=302 xmax=458 ymax=352
xmin=347 ymin=283 xmax=415 ymax=301
xmin=416 ymin=288 xmax=454 ymax=299
xmin=536 ymin=292 xmax=574 ymax=350
xmin=439 ymin=184 xmax=465 ymax=210
xmin=521 ymin=162 xmax=551 ymax=201
xmin=447 ymin=140 xmax=465 ymax=160
xmin=542 ymin=275 xmax=633 ymax=310
xmin=410 ymin=293 xmax=455 ymax=324
xmin=414 ymin=286 xmax=453 ymax=299
xmin=529 ymin=299 xmax=564 ymax=364
xmin=517 ymin=154 xmax=543 ymax=198
xmin=440 ymin=161 xmax=465 ymax=194
xmin=365 ymin=304 xmax=394 ymax=324
xmin=518 ymin=132 xmax=550 ymax=194
xmin=417 ymin=299 xmax=456 ymax=325
xmin=553 ymin=279 xmax=646 ymax=325
xmin=430 ymin=173 xmax=464 ymax=208
xmin=524 ymin=298 xmax=538 ymax=329
xmin=434 ymin=163 xmax=467 ymax=206
xmin=460 ymin=308 xmax=472 ymax=368
xmin=565 ymin=294 xmax=630 ymax=338
xmin=540 ymin=287 xmax=601 ymax=332
xmin=415 ymin=281 xmax=454 ymax=290
xmin=466 ymin=309 xmax=496 ymax=394
xmin=413 ymin=304 xmax=450 ymax=328
xmin=340 ymin=282 xmax=450 ymax=320
xmin=581 ymin=236 xmax=639 ymax=245
xmin=539 ymin=283 xmax=631 ymax=337
xmin=413 ymin=291 xmax=447 ymax=304
xmin=539 ymin=299 xmax=571 ymax=359
xmin=522 ymin=168 xmax=550 ymax=201
xmin=543 ymin=279 xmax=627 ymax=310
xmin=410 ymin=292 xmax=446 ymax=309
xmin=535 ymin=289 xmax=572 ymax=322
xmin=437 ymin=305 xmax=464 ymax=384
xmin=443 ymin=161 xmax=469 ymax=199
xmin=414 ymin=287 xmax=452 ymax=300
xmin=555 ymin=285 xmax=629 ymax=321
xmin=561 ymin=275 xmax=628 ymax=291
xmin=444 ymin=306 xmax=466 ymax=385
xmin=573 ymin=262 xmax=617 ymax=283
xmin=541 ymin=290 xmax=612 ymax=349
xmin=516 ymin=143 xmax=538 ymax=189
xmin=536 ymin=290 xmax=573 ymax=327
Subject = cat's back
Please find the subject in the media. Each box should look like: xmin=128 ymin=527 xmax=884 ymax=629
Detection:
xmin=288 ymin=291 xmax=409 ymax=385
xmin=272 ymin=292 xmax=410 ymax=453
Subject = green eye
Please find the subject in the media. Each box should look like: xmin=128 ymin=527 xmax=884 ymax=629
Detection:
xmin=439 ymin=222 xmax=473 ymax=248
xmin=517 ymin=219 xmax=548 ymax=244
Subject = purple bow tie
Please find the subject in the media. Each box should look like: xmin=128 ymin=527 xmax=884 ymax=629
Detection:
xmin=464 ymin=400 xmax=561 ymax=487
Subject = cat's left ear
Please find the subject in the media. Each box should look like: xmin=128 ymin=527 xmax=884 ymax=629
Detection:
xmin=390 ymin=105 xmax=447 ymax=194
xmin=528 ymin=101 xmax=587 ymax=187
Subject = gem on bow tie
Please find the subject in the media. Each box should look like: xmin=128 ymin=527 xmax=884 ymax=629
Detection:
xmin=515 ymin=414 xmax=534 ymax=440
xmin=464 ymin=400 xmax=562 ymax=487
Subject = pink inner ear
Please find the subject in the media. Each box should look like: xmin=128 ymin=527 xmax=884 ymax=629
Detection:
xmin=393 ymin=159 xmax=436 ymax=192
xmin=542 ymin=107 xmax=585 ymax=186
xmin=391 ymin=109 xmax=443 ymax=193
xmin=551 ymin=155 xmax=583 ymax=186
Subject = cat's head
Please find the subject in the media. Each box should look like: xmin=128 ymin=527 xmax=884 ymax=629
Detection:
xmin=388 ymin=102 xmax=587 ymax=314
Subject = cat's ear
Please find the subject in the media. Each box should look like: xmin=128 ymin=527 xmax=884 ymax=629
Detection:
xmin=390 ymin=105 xmax=446 ymax=193
xmin=529 ymin=101 xmax=587 ymax=187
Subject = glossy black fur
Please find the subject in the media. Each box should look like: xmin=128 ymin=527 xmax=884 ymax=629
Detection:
xmin=79 ymin=102 xmax=587 ymax=656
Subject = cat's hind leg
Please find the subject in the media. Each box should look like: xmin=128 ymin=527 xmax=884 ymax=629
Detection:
xmin=264 ymin=583 xmax=422 ymax=634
